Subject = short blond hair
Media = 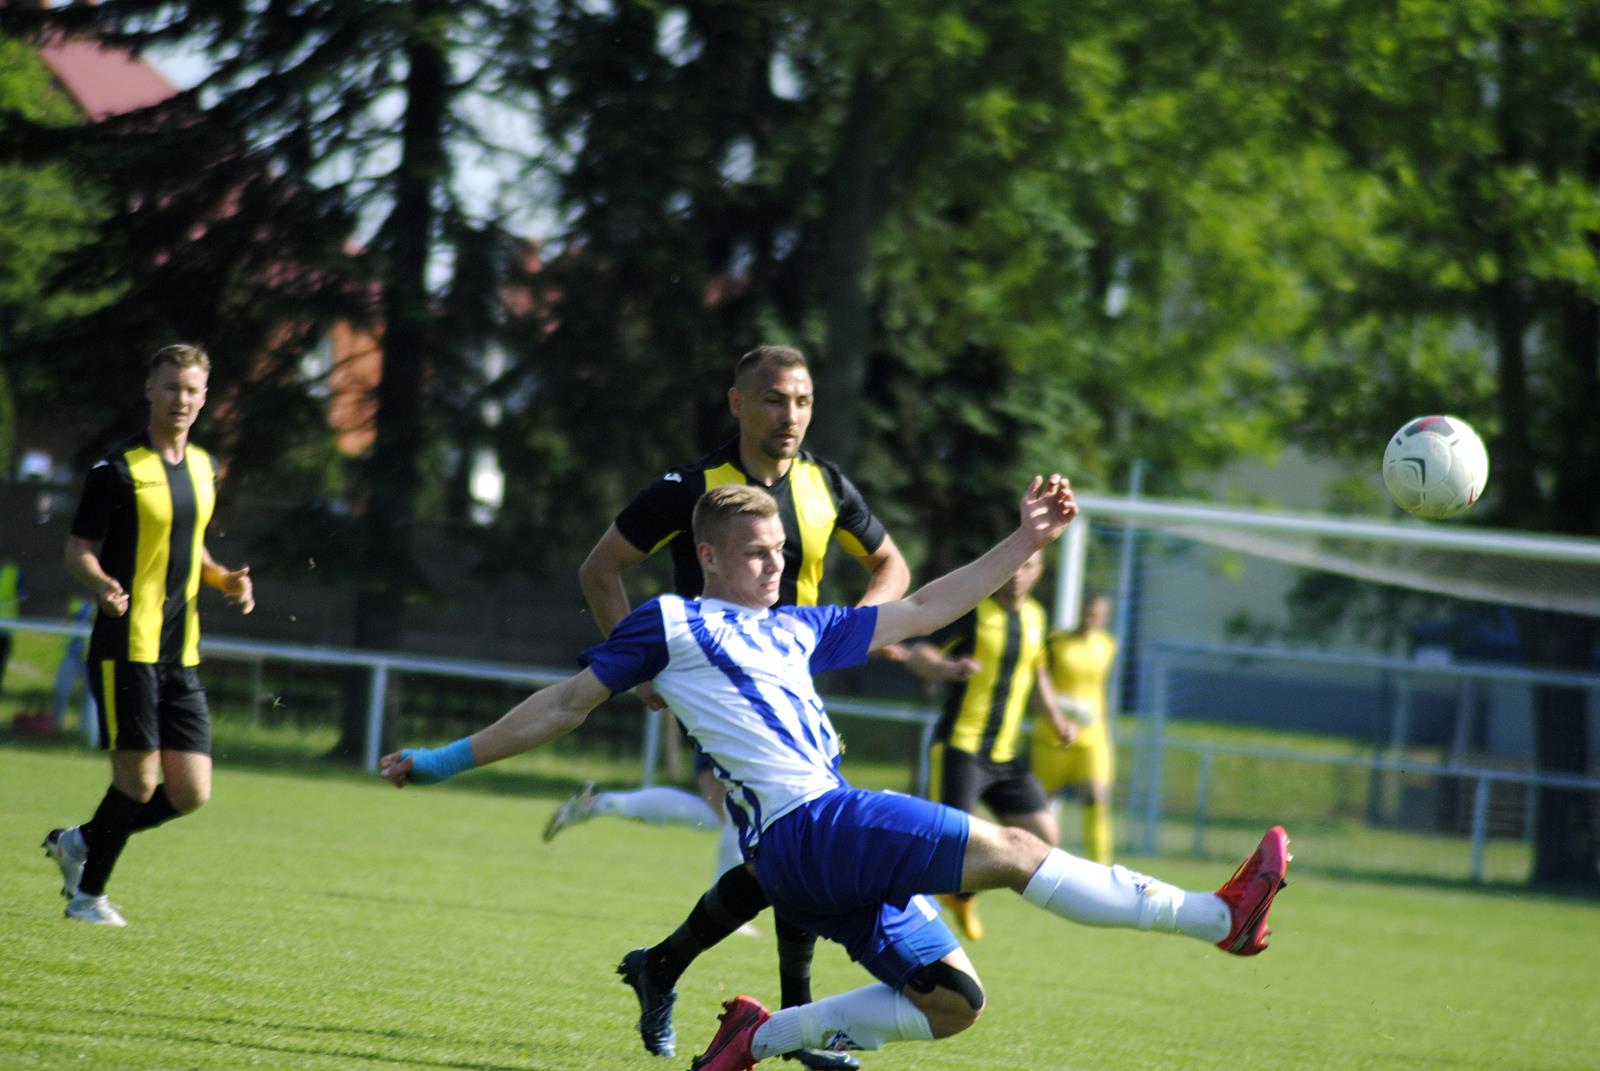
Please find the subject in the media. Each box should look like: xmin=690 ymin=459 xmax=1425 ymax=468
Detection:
xmin=693 ymin=484 xmax=779 ymax=550
xmin=149 ymin=343 xmax=211 ymax=377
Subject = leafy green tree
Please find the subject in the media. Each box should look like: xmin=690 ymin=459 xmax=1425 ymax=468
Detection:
xmin=1266 ymin=0 xmax=1600 ymax=889
xmin=0 ymin=34 xmax=113 ymax=464
xmin=501 ymin=0 xmax=1315 ymax=583
xmin=0 ymin=0 xmax=544 ymax=759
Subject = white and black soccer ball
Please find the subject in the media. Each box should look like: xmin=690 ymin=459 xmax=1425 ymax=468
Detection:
xmin=1382 ymin=415 xmax=1489 ymax=520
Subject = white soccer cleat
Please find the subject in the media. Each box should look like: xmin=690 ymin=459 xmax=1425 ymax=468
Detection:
xmin=543 ymin=780 xmax=599 ymax=842
xmin=42 ymin=827 xmax=87 ymax=898
xmin=64 ymin=893 xmax=126 ymax=927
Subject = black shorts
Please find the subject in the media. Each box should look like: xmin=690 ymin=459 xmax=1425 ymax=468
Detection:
xmin=930 ymin=743 xmax=1049 ymax=819
xmin=88 ymin=660 xmax=211 ymax=754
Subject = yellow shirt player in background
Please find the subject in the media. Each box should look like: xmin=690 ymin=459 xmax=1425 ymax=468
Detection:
xmin=906 ymin=550 xmax=1064 ymax=941
xmin=1032 ymin=590 xmax=1118 ymax=865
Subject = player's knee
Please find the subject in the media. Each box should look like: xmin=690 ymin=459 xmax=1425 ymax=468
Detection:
xmin=114 ymin=774 xmax=160 ymax=803
xmin=999 ymin=823 xmax=1051 ymax=875
xmin=906 ymin=962 xmax=986 ymax=1037
xmin=168 ymin=782 xmax=209 ymax=813
xmin=1002 ymin=822 xmax=1048 ymax=853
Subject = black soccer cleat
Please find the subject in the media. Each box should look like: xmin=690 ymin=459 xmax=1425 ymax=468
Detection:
xmin=617 ymin=947 xmax=677 ymax=1057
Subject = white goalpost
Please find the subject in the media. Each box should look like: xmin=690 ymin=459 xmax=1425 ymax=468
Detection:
xmin=1053 ymin=489 xmax=1600 ymax=880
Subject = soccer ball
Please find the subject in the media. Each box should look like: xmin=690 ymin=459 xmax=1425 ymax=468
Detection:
xmin=1382 ymin=415 xmax=1489 ymax=520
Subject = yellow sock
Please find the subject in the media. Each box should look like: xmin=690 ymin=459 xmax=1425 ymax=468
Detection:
xmin=1085 ymin=802 xmax=1112 ymax=865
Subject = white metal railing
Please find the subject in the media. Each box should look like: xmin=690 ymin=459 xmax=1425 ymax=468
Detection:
xmin=0 ymin=616 xmax=937 ymax=787
xmin=1133 ymin=640 xmax=1600 ymax=880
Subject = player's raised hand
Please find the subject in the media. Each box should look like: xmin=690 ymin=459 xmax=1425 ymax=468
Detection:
xmin=1019 ymin=474 xmax=1078 ymax=547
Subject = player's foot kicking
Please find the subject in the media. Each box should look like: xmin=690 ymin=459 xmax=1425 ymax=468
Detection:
xmin=690 ymin=996 xmax=771 ymax=1071
xmin=543 ymin=781 xmax=598 ymax=842
xmin=43 ymin=827 xmax=87 ymax=898
xmin=1215 ymin=825 xmax=1291 ymax=955
xmin=64 ymin=893 xmax=126 ymax=927
xmin=618 ymin=947 xmax=677 ymax=1056
xmin=936 ymin=892 xmax=984 ymax=941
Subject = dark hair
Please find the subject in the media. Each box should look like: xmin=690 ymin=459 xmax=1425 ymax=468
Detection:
xmin=734 ymin=345 xmax=807 ymax=387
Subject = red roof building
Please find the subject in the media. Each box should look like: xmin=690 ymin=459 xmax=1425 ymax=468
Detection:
xmin=34 ymin=35 xmax=178 ymax=120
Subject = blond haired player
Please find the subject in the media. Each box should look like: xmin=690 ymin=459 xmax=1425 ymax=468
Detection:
xmin=381 ymin=477 xmax=1290 ymax=1071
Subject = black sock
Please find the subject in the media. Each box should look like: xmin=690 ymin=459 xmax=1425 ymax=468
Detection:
xmin=77 ymin=786 xmax=145 ymax=896
xmin=775 ymin=916 xmax=817 ymax=1008
xmin=647 ymin=865 xmax=769 ymax=991
xmin=129 ymin=784 xmax=180 ymax=833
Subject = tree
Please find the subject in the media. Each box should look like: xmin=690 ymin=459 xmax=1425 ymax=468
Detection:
xmin=500 ymin=0 xmax=1314 ymax=584
xmin=0 ymin=0 xmax=544 ymax=760
xmin=1267 ymin=0 xmax=1600 ymax=889
xmin=0 ymin=33 xmax=113 ymax=466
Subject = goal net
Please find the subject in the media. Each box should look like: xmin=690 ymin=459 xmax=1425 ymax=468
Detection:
xmin=1053 ymin=492 xmax=1600 ymax=883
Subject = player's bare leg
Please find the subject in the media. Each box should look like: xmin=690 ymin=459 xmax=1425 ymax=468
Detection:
xmin=939 ymin=806 xmax=1057 ymax=942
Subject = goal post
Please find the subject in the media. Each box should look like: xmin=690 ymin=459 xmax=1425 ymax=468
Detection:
xmin=1052 ymin=491 xmax=1600 ymax=879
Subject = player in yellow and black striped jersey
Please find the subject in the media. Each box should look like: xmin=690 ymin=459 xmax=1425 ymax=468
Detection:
xmin=906 ymin=550 xmax=1069 ymax=941
xmin=573 ymin=345 xmax=909 ymax=1069
xmin=77 ymin=434 xmax=218 ymax=670
xmin=612 ymin=438 xmax=886 ymax=608
xmin=42 ymin=345 xmax=254 ymax=928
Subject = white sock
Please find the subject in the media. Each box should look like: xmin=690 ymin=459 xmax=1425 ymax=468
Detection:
xmin=750 ymin=984 xmax=933 ymax=1058
xmin=1021 ymin=848 xmax=1230 ymax=943
xmin=712 ymin=818 xmax=744 ymax=881
xmin=590 ymin=787 xmax=720 ymax=828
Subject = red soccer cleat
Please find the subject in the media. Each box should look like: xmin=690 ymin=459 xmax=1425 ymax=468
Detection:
xmin=690 ymin=996 xmax=772 ymax=1071
xmin=1215 ymin=825 xmax=1291 ymax=956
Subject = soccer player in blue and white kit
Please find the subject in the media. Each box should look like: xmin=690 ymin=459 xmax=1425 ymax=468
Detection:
xmin=381 ymin=476 xmax=1291 ymax=1070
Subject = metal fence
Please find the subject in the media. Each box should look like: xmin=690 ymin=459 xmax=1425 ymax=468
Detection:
xmin=14 ymin=615 xmax=1597 ymax=881
xmin=0 ymin=615 xmax=940 ymax=790
xmin=1129 ymin=640 xmax=1600 ymax=880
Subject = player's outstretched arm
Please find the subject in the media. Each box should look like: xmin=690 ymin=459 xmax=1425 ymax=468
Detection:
xmin=380 ymin=668 xmax=613 ymax=788
xmin=870 ymin=475 xmax=1077 ymax=651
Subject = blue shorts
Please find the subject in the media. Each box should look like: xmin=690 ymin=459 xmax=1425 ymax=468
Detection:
xmin=753 ymin=787 xmax=969 ymax=989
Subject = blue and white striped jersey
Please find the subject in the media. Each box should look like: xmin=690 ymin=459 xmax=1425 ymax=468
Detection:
xmin=580 ymin=595 xmax=879 ymax=852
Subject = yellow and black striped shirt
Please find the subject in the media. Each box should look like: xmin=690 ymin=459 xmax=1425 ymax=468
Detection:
xmin=70 ymin=434 xmax=218 ymax=666
xmin=613 ymin=439 xmax=887 ymax=607
xmin=930 ymin=596 xmax=1047 ymax=763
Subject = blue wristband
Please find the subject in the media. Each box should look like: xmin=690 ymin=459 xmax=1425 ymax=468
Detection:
xmin=403 ymin=738 xmax=476 ymax=785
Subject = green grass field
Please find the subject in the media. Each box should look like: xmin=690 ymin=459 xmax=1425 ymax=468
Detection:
xmin=3 ymin=743 xmax=1598 ymax=1071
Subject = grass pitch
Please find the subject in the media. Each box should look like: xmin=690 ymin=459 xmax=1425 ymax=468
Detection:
xmin=3 ymin=744 xmax=1597 ymax=1070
